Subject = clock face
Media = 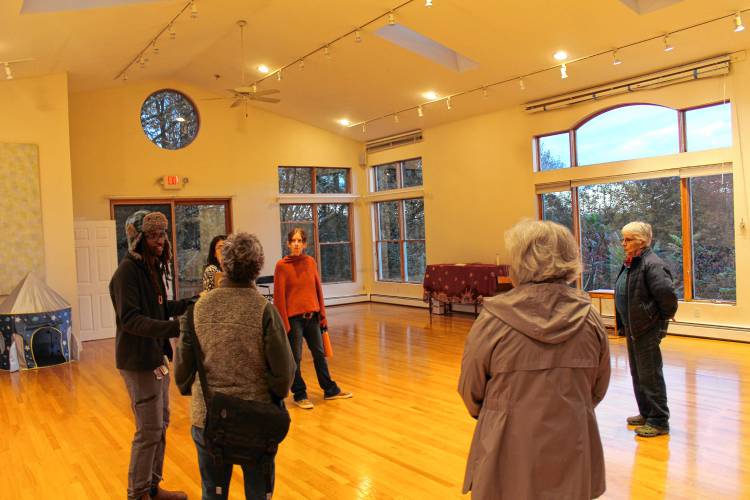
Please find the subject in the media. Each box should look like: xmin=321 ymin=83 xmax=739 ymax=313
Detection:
xmin=140 ymin=89 xmax=199 ymax=150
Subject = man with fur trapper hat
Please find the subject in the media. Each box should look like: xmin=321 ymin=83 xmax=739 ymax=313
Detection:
xmin=109 ymin=210 xmax=194 ymax=500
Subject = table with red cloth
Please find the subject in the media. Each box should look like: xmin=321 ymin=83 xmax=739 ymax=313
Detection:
xmin=422 ymin=264 xmax=510 ymax=317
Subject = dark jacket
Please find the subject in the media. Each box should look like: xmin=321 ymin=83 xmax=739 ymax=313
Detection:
xmin=109 ymin=254 xmax=190 ymax=370
xmin=615 ymin=248 xmax=678 ymax=337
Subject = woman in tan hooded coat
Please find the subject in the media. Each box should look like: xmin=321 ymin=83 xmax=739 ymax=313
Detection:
xmin=459 ymin=220 xmax=611 ymax=500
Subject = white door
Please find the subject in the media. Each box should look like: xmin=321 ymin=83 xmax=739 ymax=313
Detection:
xmin=75 ymin=221 xmax=118 ymax=341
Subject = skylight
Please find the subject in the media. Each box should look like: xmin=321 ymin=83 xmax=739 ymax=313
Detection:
xmin=21 ymin=0 xmax=165 ymax=14
xmin=375 ymin=24 xmax=479 ymax=73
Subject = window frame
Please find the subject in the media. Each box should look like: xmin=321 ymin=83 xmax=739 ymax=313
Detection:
xmin=110 ymin=198 xmax=232 ymax=298
xmin=534 ymin=101 xmax=735 ymax=303
xmin=278 ymin=166 xmax=352 ymax=194
xmin=536 ymin=171 xmax=735 ymax=304
xmin=373 ymin=197 xmax=426 ymax=283
xmin=279 ymin=202 xmax=356 ymax=284
xmin=371 ymin=157 xmax=423 ymax=192
xmin=533 ymin=101 xmax=731 ymax=171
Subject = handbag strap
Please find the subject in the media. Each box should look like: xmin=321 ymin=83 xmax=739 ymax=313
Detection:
xmin=187 ymin=303 xmax=212 ymax=409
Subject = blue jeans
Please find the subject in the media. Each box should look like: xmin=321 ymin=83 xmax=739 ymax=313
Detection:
xmin=288 ymin=314 xmax=340 ymax=401
xmin=626 ymin=328 xmax=670 ymax=430
xmin=191 ymin=426 xmax=275 ymax=500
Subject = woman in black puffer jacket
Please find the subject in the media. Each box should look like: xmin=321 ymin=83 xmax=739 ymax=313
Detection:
xmin=615 ymin=221 xmax=678 ymax=438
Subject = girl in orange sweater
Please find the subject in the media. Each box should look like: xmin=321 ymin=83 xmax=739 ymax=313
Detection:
xmin=273 ymin=228 xmax=352 ymax=409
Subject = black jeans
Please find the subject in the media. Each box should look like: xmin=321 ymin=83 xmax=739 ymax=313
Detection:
xmin=626 ymin=327 xmax=670 ymax=429
xmin=288 ymin=313 xmax=340 ymax=401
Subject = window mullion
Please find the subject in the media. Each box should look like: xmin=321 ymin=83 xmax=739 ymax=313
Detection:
xmin=680 ymin=178 xmax=694 ymax=301
xmin=399 ymin=200 xmax=406 ymax=281
xmin=571 ymin=187 xmax=582 ymax=289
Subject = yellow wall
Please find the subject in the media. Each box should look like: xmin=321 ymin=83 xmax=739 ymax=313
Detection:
xmin=0 ymin=73 xmax=78 ymax=336
xmin=69 ymin=80 xmax=365 ymax=297
xmin=367 ymin=62 xmax=750 ymax=334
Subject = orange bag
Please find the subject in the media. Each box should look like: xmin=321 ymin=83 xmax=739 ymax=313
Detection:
xmin=321 ymin=327 xmax=334 ymax=358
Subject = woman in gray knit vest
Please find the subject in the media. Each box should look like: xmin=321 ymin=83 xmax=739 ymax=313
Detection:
xmin=174 ymin=232 xmax=295 ymax=499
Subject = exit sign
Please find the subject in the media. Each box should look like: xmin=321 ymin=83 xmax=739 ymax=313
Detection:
xmin=162 ymin=175 xmax=182 ymax=190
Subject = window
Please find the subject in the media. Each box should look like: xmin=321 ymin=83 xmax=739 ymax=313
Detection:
xmin=112 ymin=199 xmax=231 ymax=299
xmin=140 ymin=89 xmax=199 ymax=150
xmin=538 ymin=133 xmax=571 ymax=171
xmin=534 ymin=102 xmax=732 ymax=170
xmin=685 ymin=103 xmax=732 ymax=152
xmin=577 ymin=105 xmax=679 ymax=166
xmin=375 ymin=198 xmax=426 ymax=283
xmin=540 ymin=191 xmax=573 ymax=232
xmin=279 ymin=203 xmax=353 ymax=283
xmin=690 ymin=174 xmax=735 ymax=300
xmin=535 ymin=102 xmax=736 ymax=302
xmin=578 ymin=177 xmax=683 ymax=296
xmin=278 ymin=167 xmax=350 ymax=194
xmin=373 ymin=158 xmax=423 ymax=191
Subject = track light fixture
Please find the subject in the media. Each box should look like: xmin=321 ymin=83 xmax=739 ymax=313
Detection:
xmin=560 ymin=63 xmax=568 ymax=79
xmin=362 ymin=123 xmax=367 ymax=133
xmin=663 ymin=35 xmax=673 ymax=52
xmin=425 ymin=0 xmax=433 ymax=7
xmin=612 ymin=50 xmax=622 ymax=65
xmin=355 ymin=30 xmax=362 ymax=43
xmin=277 ymin=70 xmax=283 ymax=81
xmin=299 ymin=59 xmax=305 ymax=70
xmin=324 ymin=45 xmax=331 ymax=58
xmin=482 ymin=87 xmax=489 ymax=98
xmin=446 ymin=97 xmax=452 ymax=110
xmin=394 ymin=114 xmax=400 ymax=123
xmin=518 ymin=79 xmax=525 ymax=90
xmin=4 ymin=63 xmax=12 ymax=80
xmin=417 ymin=105 xmax=424 ymax=117
xmin=735 ymin=11 xmax=745 ymax=32
xmin=388 ymin=12 xmax=396 ymax=25
xmin=114 ymin=0 xmax=202 ymax=81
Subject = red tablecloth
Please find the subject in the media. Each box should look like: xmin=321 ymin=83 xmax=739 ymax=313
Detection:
xmin=423 ymin=264 xmax=510 ymax=305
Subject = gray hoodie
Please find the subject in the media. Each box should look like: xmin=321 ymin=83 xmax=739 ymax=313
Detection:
xmin=459 ymin=281 xmax=611 ymax=499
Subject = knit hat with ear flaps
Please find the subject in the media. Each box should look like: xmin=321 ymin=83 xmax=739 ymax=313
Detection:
xmin=125 ymin=210 xmax=172 ymax=261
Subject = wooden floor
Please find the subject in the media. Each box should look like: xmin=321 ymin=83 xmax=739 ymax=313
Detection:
xmin=2 ymin=303 xmax=750 ymax=499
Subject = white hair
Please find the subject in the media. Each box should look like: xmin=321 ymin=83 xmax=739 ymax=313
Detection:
xmin=621 ymin=221 xmax=653 ymax=247
xmin=505 ymin=219 xmax=582 ymax=285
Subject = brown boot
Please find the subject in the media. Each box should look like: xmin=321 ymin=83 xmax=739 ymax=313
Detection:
xmin=151 ymin=488 xmax=188 ymax=500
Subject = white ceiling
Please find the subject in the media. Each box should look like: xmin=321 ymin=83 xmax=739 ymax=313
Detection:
xmin=1 ymin=0 xmax=748 ymax=140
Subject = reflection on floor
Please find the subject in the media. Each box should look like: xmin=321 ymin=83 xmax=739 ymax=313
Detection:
xmin=1 ymin=303 xmax=748 ymax=499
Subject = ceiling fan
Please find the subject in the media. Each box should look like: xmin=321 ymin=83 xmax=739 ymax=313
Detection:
xmin=206 ymin=20 xmax=281 ymax=113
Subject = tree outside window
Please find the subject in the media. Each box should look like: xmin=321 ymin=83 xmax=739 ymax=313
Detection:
xmin=375 ymin=198 xmax=426 ymax=283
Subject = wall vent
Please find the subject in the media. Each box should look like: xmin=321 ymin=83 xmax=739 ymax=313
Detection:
xmin=365 ymin=129 xmax=423 ymax=154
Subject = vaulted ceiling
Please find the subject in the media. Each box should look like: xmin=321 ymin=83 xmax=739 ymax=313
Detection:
xmin=1 ymin=0 xmax=748 ymax=140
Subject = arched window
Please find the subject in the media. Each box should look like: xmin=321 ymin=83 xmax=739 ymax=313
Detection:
xmin=575 ymin=104 xmax=679 ymax=166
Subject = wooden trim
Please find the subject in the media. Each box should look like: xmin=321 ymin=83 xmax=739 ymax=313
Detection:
xmin=570 ymin=128 xmax=578 ymax=167
xmin=571 ymin=187 xmax=582 ymax=289
xmin=398 ymin=199 xmax=406 ymax=281
xmin=678 ymin=109 xmax=687 ymax=153
xmin=374 ymin=202 xmax=382 ymax=280
xmin=680 ymin=178 xmax=694 ymax=301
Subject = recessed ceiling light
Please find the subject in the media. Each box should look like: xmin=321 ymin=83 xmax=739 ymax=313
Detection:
xmin=553 ymin=50 xmax=568 ymax=61
xmin=257 ymin=64 xmax=269 ymax=74
xmin=338 ymin=118 xmax=351 ymax=126
xmin=422 ymin=90 xmax=438 ymax=100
